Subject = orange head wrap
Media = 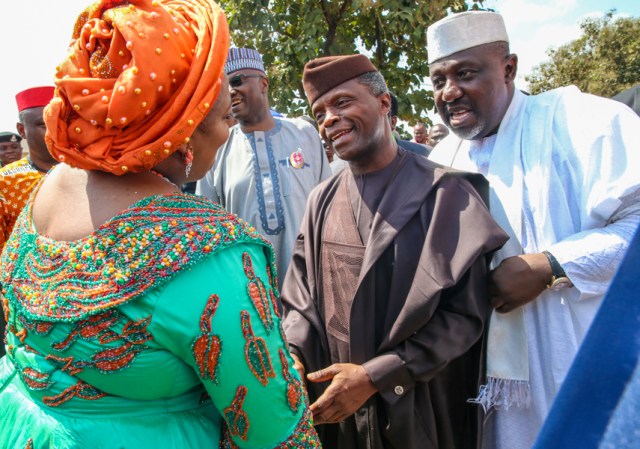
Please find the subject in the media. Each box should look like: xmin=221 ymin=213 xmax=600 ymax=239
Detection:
xmin=44 ymin=0 xmax=229 ymax=175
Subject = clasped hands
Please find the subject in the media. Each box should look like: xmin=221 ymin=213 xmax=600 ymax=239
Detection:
xmin=291 ymin=355 xmax=377 ymax=425
xmin=489 ymin=252 xmax=553 ymax=313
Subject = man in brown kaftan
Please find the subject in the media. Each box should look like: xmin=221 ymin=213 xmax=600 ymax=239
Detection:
xmin=280 ymin=54 xmax=509 ymax=449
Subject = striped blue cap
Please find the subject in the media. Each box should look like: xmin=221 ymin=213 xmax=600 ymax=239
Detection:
xmin=225 ymin=48 xmax=265 ymax=74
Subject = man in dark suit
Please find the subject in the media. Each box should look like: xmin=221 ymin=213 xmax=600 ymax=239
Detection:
xmin=389 ymin=93 xmax=431 ymax=156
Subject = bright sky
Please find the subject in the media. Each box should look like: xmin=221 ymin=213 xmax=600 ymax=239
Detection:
xmin=0 ymin=0 xmax=638 ymax=132
xmin=483 ymin=0 xmax=640 ymax=90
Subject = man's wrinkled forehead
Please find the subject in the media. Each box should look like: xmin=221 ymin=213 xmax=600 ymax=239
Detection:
xmin=311 ymin=81 xmax=356 ymax=115
xmin=429 ymin=43 xmax=499 ymax=74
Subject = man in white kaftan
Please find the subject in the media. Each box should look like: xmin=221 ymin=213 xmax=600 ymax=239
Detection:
xmin=197 ymin=48 xmax=331 ymax=286
xmin=426 ymin=11 xmax=640 ymax=449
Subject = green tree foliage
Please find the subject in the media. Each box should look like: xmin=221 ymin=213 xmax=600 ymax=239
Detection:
xmin=219 ymin=0 xmax=484 ymax=123
xmin=526 ymin=11 xmax=640 ymax=97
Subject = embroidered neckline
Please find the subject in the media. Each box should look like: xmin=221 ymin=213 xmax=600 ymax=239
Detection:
xmin=246 ymin=125 xmax=286 ymax=236
xmin=1 ymin=193 xmax=273 ymax=322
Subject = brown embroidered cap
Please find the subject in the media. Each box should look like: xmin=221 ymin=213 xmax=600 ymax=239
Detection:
xmin=302 ymin=54 xmax=378 ymax=105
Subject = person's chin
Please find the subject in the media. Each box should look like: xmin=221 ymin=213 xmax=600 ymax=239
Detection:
xmin=335 ymin=148 xmax=357 ymax=163
xmin=334 ymin=140 xmax=359 ymax=161
xmin=230 ymin=103 xmax=246 ymax=119
xmin=450 ymin=122 xmax=485 ymax=141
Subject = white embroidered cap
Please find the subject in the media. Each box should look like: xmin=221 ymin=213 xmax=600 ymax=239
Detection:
xmin=427 ymin=11 xmax=509 ymax=64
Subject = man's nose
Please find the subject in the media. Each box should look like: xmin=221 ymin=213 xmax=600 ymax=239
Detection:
xmin=442 ymin=80 xmax=463 ymax=102
xmin=322 ymin=110 xmax=339 ymax=128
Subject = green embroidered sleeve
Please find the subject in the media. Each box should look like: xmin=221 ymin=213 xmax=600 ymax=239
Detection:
xmin=148 ymin=243 xmax=319 ymax=448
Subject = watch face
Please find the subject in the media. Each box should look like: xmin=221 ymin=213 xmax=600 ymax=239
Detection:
xmin=550 ymin=277 xmax=572 ymax=291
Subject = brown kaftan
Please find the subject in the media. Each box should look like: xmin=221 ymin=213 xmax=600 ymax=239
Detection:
xmin=282 ymin=150 xmax=508 ymax=449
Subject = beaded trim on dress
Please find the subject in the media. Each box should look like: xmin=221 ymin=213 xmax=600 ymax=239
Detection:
xmin=1 ymin=193 xmax=273 ymax=322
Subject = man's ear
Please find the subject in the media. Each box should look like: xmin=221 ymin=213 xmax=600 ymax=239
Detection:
xmin=261 ymin=76 xmax=270 ymax=93
xmin=380 ymin=92 xmax=391 ymax=115
xmin=505 ymin=53 xmax=518 ymax=83
xmin=16 ymin=122 xmax=25 ymax=139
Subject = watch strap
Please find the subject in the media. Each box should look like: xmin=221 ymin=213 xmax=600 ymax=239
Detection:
xmin=542 ymin=250 xmax=571 ymax=288
xmin=542 ymin=251 xmax=566 ymax=277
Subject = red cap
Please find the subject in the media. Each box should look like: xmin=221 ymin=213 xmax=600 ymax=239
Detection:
xmin=15 ymin=86 xmax=55 ymax=112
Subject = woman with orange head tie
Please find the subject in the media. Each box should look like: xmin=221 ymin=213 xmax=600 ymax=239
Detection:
xmin=0 ymin=1 xmax=320 ymax=447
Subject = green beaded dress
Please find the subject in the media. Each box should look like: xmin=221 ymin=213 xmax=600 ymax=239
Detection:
xmin=0 ymin=193 xmax=320 ymax=448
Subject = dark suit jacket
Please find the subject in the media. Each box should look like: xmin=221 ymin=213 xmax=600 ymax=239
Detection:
xmin=397 ymin=137 xmax=431 ymax=157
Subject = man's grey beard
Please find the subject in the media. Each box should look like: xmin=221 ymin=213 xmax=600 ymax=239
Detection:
xmin=450 ymin=120 xmax=485 ymax=141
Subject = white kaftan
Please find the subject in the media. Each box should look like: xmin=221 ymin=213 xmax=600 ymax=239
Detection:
xmin=429 ymin=87 xmax=640 ymax=449
xmin=197 ymin=117 xmax=332 ymax=286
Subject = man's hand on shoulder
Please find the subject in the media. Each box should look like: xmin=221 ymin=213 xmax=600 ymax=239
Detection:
xmin=307 ymin=363 xmax=378 ymax=425
xmin=489 ymin=253 xmax=552 ymax=313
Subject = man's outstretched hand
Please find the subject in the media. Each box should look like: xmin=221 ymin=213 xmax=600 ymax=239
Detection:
xmin=307 ymin=363 xmax=378 ymax=425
